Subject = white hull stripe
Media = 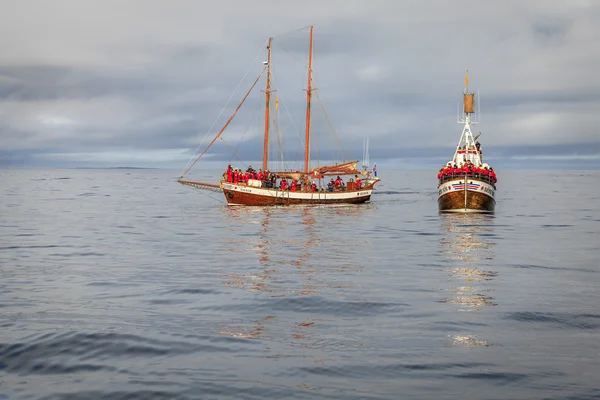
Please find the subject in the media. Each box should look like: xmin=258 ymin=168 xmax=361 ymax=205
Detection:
xmin=223 ymin=184 xmax=372 ymax=200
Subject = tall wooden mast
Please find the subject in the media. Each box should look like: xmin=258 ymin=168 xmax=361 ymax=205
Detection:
xmin=303 ymin=26 xmax=314 ymax=174
xmin=262 ymin=38 xmax=272 ymax=172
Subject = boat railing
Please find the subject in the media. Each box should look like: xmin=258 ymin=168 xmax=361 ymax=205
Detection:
xmin=225 ymin=179 xmax=370 ymax=192
xmin=438 ymin=172 xmax=496 ymax=189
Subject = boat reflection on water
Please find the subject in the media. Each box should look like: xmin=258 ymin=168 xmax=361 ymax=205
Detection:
xmin=219 ymin=207 xmax=281 ymax=295
xmin=216 ymin=204 xmax=371 ymax=355
xmin=219 ymin=205 xmax=368 ymax=296
xmin=439 ymin=213 xmax=498 ymax=347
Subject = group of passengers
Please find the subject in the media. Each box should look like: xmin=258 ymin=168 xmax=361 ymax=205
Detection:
xmin=223 ymin=165 xmax=364 ymax=192
xmin=224 ymin=165 xmax=276 ymax=186
xmin=326 ymin=175 xmax=363 ymax=192
xmin=438 ymin=160 xmax=497 ymax=184
xmin=277 ymin=178 xmax=314 ymax=192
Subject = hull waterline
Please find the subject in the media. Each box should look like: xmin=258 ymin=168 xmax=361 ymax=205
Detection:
xmin=438 ymin=178 xmax=495 ymax=213
xmin=222 ymin=183 xmax=374 ymax=206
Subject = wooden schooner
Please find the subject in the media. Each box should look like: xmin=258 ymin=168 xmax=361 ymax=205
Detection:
xmin=437 ymin=71 xmax=497 ymax=213
xmin=178 ymin=26 xmax=380 ymax=206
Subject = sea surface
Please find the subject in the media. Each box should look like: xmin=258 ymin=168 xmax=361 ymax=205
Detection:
xmin=1 ymin=168 xmax=599 ymax=400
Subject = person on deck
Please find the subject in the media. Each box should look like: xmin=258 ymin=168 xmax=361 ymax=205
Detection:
xmin=355 ymin=175 xmax=363 ymax=190
xmin=482 ymin=166 xmax=490 ymax=179
xmin=489 ymin=168 xmax=497 ymax=184
xmin=334 ymin=176 xmax=343 ymax=190
xmin=327 ymin=179 xmax=335 ymax=192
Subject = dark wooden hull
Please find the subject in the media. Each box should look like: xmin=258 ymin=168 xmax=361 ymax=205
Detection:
xmin=438 ymin=177 xmax=495 ymax=213
xmin=438 ymin=189 xmax=495 ymax=213
xmin=223 ymin=187 xmax=372 ymax=206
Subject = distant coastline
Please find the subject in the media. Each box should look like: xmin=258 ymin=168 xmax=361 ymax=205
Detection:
xmin=74 ymin=166 xmax=159 ymax=170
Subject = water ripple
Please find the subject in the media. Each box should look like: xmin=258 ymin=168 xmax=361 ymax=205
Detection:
xmin=1 ymin=169 xmax=599 ymax=399
xmin=506 ymin=312 xmax=600 ymax=329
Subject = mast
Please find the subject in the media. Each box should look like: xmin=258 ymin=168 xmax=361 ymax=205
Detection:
xmin=453 ymin=70 xmax=481 ymax=167
xmin=262 ymin=38 xmax=272 ymax=171
xmin=303 ymin=25 xmax=314 ymax=174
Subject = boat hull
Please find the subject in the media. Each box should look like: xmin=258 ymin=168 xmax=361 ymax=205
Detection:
xmin=222 ymin=183 xmax=373 ymax=206
xmin=437 ymin=177 xmax=495 ymax=213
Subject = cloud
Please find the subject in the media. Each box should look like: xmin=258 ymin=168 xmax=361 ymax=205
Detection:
xmin=1 ymin=0 xmax=599 ymax=170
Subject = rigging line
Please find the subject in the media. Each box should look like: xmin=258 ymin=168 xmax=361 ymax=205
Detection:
xmin=273 ymin=105 xmax=285 ymax=170
xmin=272 ymin=41 xmax=308 ymax=71
xmin=180 ymin=67 xmax=267 ymax=178
xmin=195 ymin=187 xmax=226 ymax=204
xmin=271 ymin=25 xmax=312 ymax=39
xmin=180 ymin=39 xmax=269 ymax=177
xmin=219 ymin=136 xmax=248 ymax=169
xmin=269 ymin=72 xmax=302 ymax=165
xmin=270 ymin=100 xmax=287 ymax=172
xmin=315 ymin=91 xmax=348 ymax=161
xmin=229 ymin=92 xmax=263 ymax=167
xmin=266 ymin=69 xmax=289 ymax=173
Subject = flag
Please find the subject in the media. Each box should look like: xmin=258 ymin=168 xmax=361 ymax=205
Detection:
xmin=275 ymin=96 xmax=279 ymax=110
xmin=465 ymin=70 xmax=469 ymax=88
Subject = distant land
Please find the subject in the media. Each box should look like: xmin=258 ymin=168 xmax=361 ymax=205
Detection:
xmin=72 ymin=166 xmax=159 ymax=170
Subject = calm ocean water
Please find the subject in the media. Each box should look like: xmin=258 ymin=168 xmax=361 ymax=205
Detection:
xmin=1 ymin=168 xmax=599 ymax=399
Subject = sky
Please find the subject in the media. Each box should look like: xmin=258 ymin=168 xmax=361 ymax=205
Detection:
xmin=1 ymin=0 xmax=599 ymax=171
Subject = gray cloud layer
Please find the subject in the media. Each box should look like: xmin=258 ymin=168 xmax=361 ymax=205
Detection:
xmin=1 ymin=0 xmax=599 ymax=169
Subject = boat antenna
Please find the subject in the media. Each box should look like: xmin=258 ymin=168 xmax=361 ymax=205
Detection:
xmin=362 ymin=137 xmax=370 ymax=170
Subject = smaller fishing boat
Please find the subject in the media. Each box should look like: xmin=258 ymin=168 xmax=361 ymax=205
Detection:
xmin=437 ymin=71 xmax=497 ymax=213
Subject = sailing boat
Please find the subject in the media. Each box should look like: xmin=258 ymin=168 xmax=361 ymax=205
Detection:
xmin=178 ymin=26 xmax=380 ymax=206
xmin=437 ymin=71 xmax=497 ymax=213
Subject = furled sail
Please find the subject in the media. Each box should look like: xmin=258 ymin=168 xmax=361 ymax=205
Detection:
xmin=310 ymin=161 xmax=361 ymax=176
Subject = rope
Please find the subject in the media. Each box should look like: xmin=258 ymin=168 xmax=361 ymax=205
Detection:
xmin=315 ymin=91 xmax=348 ymax=161
xmin=179 ymin=181 xmax=225 ymax=204
xmin=228 ymin=94 xmax=263 ymax=169
xmin=180 ymin=39 xmax=269 ymax=177
xmin=180 ymin=67 xmax=266 ymax=178
xmin=269 ymin=71 xmax=302 ymax=169
xmin=272 ymin=25 xmax=312 ymax=39
xmin=272 ymin=41 xmax=308 ymax=71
